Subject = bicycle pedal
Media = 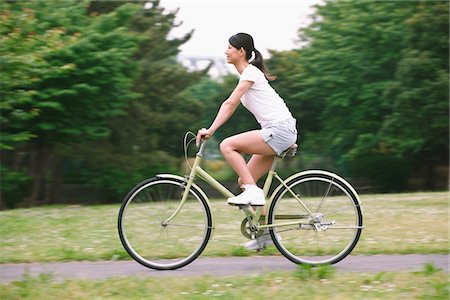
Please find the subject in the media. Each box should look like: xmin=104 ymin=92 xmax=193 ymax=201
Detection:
xmin=256 ymin=246 xmax=266 ymax=253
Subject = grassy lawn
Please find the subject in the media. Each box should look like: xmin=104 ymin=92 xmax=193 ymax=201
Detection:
xmin=0 ymin=191 xmax=448 ymax=263
xmin=1 ymin=264 xmax=448 ymax=299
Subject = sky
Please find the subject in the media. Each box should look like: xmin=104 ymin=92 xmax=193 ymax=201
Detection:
xmin=157 ymin=0 xmax=322 ymax=58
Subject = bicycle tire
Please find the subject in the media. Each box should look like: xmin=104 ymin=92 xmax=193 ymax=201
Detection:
xmin=268 ymin=170 xmax=363 ymax=265
xmin=118 ymin=177 xmax=213 ymax=270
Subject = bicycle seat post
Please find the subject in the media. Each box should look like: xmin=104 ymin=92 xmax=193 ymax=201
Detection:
xmin=262 ymin=156 xmax=279 ymax=197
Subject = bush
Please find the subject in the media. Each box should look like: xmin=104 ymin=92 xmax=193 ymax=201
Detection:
xmin=79 ymin=151 xmax=180 ymax=201
xmin=348 ymin=153 xmax=411 ymax=192
xmin=0 ymin=165 xmax=31 ymax=209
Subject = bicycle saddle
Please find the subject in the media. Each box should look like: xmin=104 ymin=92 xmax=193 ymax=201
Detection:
xmin=279 ymin=144 xmax=298 ymax=158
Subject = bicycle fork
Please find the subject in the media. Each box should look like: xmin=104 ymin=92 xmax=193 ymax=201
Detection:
xmin=164 ymin=143 xmax=206 ymax=223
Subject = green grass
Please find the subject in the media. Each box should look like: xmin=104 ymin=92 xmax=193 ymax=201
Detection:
xmin=0 ymin=265 xmax=448 ymax=299
xmin=0 ymin=191 xmax=448 ymax=263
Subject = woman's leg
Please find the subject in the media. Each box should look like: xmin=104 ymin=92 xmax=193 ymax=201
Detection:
xmin=238 ymin=154 xmax=276 ymax=215
xmin=238 ymin=154 xmax=276 ymax=185
xmin=220 ymin=130 xmax=276 ymax=186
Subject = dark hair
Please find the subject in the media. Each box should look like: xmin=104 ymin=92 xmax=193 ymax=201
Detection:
xmin=228 ymin=33 xmax=275 ymax=81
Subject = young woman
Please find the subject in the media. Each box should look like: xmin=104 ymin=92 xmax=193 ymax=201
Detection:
xmin=196 ymin=33 xmax=298 ymax=249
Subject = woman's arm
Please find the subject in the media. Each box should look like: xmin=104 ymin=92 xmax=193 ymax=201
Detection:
xmin=209 ymin=80 xmax=252 ymax=133
xmin=196 ymin=80 xmax=253 ymax=145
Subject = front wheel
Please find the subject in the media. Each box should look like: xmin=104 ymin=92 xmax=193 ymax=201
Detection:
xmin=268 ymin=171 xmax=363 ymax=265
xmin=118 ymin=177 xmax=213 ymax=270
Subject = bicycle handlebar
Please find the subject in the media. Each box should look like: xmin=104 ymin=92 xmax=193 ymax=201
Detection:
xmin=197 ymin=139 xmax=207 ymax=155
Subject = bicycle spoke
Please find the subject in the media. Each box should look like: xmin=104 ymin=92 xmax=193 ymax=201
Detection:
xmin=316 ymin=177 xmax=334 ymax=213
xmin=165 ymin=223 xmax=209 ymax=228
xmin=326 ymin=226 xmax=364 ymax=229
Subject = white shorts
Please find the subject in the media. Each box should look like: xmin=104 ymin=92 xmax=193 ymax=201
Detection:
xmin=260 ymin=118 xmax=298 ymax=155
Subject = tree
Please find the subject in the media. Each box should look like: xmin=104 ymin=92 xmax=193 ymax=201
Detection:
xmin=0 ymin=3 xmax=72 ymax=150
xmin=268 ymin=0 xmax=448 ymax=191
xmin=1 ymin=1 xmax=141 ymax=206
xmin=0 ymin=1 xmax=80 ymax=207
xmin=379 ymin=1 xmax=449 ymax=189
xmin=70 ymin=0 xmax=212 ymax=198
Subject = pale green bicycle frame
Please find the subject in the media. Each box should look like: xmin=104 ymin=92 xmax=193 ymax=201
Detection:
xmin=163 ymin=140 xmax=316 ymax=235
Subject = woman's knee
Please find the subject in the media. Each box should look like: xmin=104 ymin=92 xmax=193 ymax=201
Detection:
xmin=219 ymin=138 xmax=234 ymax=154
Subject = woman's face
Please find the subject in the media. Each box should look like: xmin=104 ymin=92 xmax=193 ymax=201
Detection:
xmin=225 ymin=44 xmax=244 ymax=64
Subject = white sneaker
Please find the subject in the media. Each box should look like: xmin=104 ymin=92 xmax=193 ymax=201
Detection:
xmin=244 ymin=229 xmax=280 ymax=251
xmin=227 ymin=185 xmax=265 ymax=206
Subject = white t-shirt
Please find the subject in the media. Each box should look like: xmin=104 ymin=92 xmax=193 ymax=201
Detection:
xmin=239 ymin=64 xmax=293 ymax=128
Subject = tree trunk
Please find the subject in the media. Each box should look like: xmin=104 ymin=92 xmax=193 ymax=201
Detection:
xmin=49 ymin=155 xmax=64 ymax=204
xmin=0 ymin=189 xmax=4 ymax=210
xmin=27 ymin=144 xmax=51 ymax=206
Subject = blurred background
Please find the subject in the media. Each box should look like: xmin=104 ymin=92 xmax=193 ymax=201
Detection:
xmin=1 ymin=0 xmax=448 ymax=209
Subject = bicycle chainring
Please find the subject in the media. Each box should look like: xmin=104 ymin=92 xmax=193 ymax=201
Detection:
xmin=240 ymin=218 xmax=264 ymax=239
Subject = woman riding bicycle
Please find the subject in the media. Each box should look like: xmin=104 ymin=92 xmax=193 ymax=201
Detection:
xmin=196 ymin=33 xmax=298 ymax=249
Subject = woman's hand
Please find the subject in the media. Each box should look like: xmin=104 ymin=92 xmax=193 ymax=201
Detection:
xmin=196 ymin=128 xmax=213 ymax=146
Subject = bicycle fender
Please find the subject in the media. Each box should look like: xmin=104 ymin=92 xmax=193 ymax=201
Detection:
xmin=156 ymin=174 xmax=215 ymax=236
xmin=269 ymin=170 xmax=362 ymax=206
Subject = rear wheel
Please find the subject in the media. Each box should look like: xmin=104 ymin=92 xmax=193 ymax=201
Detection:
xmin=118 ymin=177 xmax=212 ymax=270
xmin=268 ymin=171 xmax=363 ymax=265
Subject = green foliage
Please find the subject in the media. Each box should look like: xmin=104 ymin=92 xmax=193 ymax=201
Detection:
xmin=316 ymin=264 xmax=335 ymax=279
xmin=294 ymin=264 xmax=335 ymax=280
xmin=79 ymin=150 xmax=179 ymax=198
xmin=269 ymin=0 xmax=449 ymax=190
xmin=2 ymin=1 xmax=138 ymax=148
xmin=415 ymin=263 xmax=448 ymax=300
xmin=1 ymin=1 xmax=144 ymax=207
xmin=71 ymin=1 xmax=210 ymax=193
xmin=417 ymin=263 xmax=442 ymax=276
xmin=347 ymin=135 xmax=412 ymax=191
xmin=0 ymin=0 xmax=210 ymax=207
xmin=31 ymin=3 xmax=141 ymax=143
xmin=230 ymin=246 xmax=251 ymax=257
xmin=294 ymin=264 xmax=313 ymax=280
xmin=380 ymin=1 xmax=449 ymax=160
xmin=0 ymin=3 xmax=70 ymax=149
xmin=0 ymin=165 xmax=31 ymax=208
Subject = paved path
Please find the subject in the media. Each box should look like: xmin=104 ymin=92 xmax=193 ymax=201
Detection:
xmin=0 ymin=255 xmax=447 ymax=283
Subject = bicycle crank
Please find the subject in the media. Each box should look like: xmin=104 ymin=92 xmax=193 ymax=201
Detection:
xmin=240 ymin=218 xmax=264 ymax=239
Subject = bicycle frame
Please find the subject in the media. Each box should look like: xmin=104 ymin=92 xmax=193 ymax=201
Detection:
xmin=163 ymin=140 xmax=315 ymax=234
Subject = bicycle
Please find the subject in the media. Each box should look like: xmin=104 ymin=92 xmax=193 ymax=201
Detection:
xmin=118 ymin=133 xmax=363 ymax=270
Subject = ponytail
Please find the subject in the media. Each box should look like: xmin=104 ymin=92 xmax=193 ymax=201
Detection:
xmin=251 ymin=48 xmax=276 ymax=81
xmin=229 ymin=32 xmax=276 ymax=81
